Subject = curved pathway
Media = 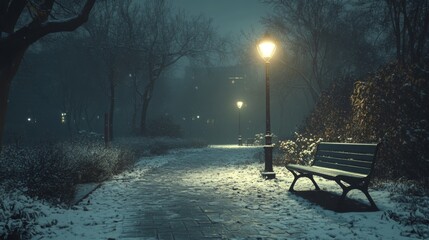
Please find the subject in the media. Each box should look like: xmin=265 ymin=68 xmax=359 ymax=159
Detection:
xmin=119 ymin=146 xmax=302 ymax=239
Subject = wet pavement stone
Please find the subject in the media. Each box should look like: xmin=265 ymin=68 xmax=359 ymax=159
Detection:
xmin=118 ymin=149 xmax=300 ymax=239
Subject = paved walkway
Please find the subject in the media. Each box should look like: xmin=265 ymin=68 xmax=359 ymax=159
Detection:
xmin=118 ymin=147 xmax=301 ymax=240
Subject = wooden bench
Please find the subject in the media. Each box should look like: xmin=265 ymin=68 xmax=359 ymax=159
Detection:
xmin=286 ymin=142 xmax=380 ymax=210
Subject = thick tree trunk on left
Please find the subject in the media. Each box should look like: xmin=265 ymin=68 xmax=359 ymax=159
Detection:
xmin=0 ymin=48 xmax=26 ymax=151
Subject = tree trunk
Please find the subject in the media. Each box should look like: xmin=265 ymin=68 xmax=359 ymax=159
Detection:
xmin=0 ymin=48 xmax=26 ymax=151
xmin=131 ymin=75 xmax=140 ymax=134
xmin=388 ymin=1 xmax=403 ymax=63
xmin=140 ymin=81 xmax=155 ymax=136
xmin=108 ymin=69 xmax=116 ymax=141
xmin=132 ymin=98 xmax=137 ymax=134
xmin=0 ymin=75 xmax=11 ymax=151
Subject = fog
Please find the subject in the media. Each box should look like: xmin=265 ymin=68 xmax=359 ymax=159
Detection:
xmin=2 ymin=0 xmax=395 ymax=145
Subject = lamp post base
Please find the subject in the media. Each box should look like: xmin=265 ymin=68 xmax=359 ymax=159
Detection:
xmin=261 ymin=171 xmax=276 ymax=180
xmin=261 ymin=144 xmax=275 ymax=179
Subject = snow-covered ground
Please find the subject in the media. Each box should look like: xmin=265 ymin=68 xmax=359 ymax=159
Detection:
xmin=3 ymin=145 xmax=428 ymax=239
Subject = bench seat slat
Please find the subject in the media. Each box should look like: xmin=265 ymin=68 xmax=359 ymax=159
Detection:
xmin=316 ymin=150 xmax=375 ymax=162
xmin=313 ymin=161 xmax=371 ymax=175
xmin=314 ymin=155 xmax=373 ymax=169
xmin=317 ymin=142 xmax=378 ymax=155
xmin=286 ymin=164 xmax=367 ymax=180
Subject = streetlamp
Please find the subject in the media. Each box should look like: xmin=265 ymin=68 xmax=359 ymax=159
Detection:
xmin=236 ymin=101 xmax=244 ymax=146
xmin=257 ymin=33 xmax=277 ymax=179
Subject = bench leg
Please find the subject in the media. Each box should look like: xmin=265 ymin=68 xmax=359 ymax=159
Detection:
xmin=336 ymin=180 xmax=378 ymax=211
xmin=336 ymin=180 xmax=352 ymax=210
xmin=338 ymin=184 xmax=352 ymax=203
xmin=362 ymin=189 xmax=379 ymax=211
xmin=288 ymin=170 xmax=320 ymax=192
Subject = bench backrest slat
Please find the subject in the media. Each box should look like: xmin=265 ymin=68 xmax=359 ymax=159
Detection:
xmin=314 ymin=156 xmax=371 ymax=174
xmin=317 ymin=142 xmax=378 ymax=155
xmin=316 ymin=150 xmax=374 ymax=162
xmin=315 ymin=155 xmax=373 ymax=169
xmin=312 ymin=142 xmax=379 ymax=176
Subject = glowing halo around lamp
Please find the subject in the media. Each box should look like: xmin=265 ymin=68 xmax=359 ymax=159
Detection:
xmin=257 ymin=35 xmax=277 ymax=63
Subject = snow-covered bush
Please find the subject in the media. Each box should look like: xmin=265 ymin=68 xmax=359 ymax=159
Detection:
xmin=24 ymin=145 xmax=76 ymax=201
xmin=278 ymin=133 xmax=322 ymax=165
xmin=61 ymin=142 xmax=133 ymax=183
xmin=0 ymin=189 xmax=44 ymax=239
xmin=253 ymin=133 xmax=278 ymax=146
xmin=0 ymin=139 xmax=136 ymax=202
xmin=0 ymin=144 xmax=76 ymax=202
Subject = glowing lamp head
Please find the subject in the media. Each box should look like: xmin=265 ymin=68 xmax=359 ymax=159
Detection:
xmin=257 ymin=33 xmax=277 ymax=62
xmin=236 ymin=101 xmax=244 ymax=109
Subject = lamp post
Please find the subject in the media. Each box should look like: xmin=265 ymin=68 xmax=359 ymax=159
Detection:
xmin=236 ymin=101 xmax=243 ymax=146
xmin=257 ymin=33 xmax=277 ymax=179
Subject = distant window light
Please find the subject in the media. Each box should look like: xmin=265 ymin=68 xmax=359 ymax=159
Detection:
xmin=196 ymin=115 xmax=200 ymax=119
xmin=182 ymin=117 xmax=186 ymax=121
xmin=231 ymin=80 xmax=235 ymax=84
xmin=206 ymin=119 xmax=215 ymax=124
xmin=61 ymin=113 xmax=67 ymax=124
xmin=195 ymin=86 xmax=199 ymax=90
xmin=27 ymin=118 xmax=31 ymax=122
xmin=228 ymin=76 xmax=244 ymax=80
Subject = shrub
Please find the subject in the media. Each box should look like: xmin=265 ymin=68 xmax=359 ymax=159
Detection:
xmin=350 ymin=63 xmax=429 ymax=184
xmin=253 ymin=133 xmax=278 ymax=146
xmin=23 ymin=145 xmax=77 ymax=201
xmin=0 ymin=139 xmax=138 ymax=202
xmin=290 ymin=61 xmax=429 ymax=187
xmin=278 ymin=133 xmax=322 ymax=166
xmin=0 ymin=189 xmax=44 ymax=240
xmin=0 ymin=144 xmax=76 ymax=202
xmin=59 ymin=141 xmax=136 ymax=184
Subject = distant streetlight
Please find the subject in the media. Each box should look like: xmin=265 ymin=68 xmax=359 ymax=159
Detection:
xmin=257 ymin=33 xmax=277 ymax=180
xmin=236 ymin=101 xmax=244 ymax=146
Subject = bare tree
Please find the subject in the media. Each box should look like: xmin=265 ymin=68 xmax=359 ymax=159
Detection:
xmin=133 ymin=0 xmax=224 ymax=135
xmin=84 ymin=0 xmax=138 ymax=141
xmin=0 ymin=0 xmax=96 ymax=150
xmin=384 ymin=0 xmax=429 ymax=63
xmin=262 ymin=0 xmax=383 ymax=104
